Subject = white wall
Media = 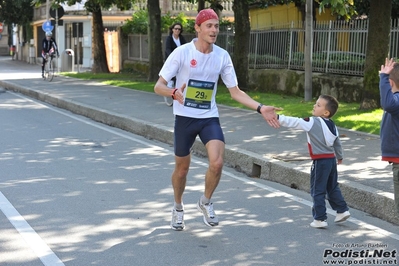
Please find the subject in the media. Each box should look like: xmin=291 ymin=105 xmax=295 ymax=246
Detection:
xmin=83 ymin=21 xmax=92 ymax=68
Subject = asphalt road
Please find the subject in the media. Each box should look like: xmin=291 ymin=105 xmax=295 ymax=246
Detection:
xmin=0 ymin=78 xmax=398 ymax=265
xmin=1 ymin=56 xmax=397 ymax=225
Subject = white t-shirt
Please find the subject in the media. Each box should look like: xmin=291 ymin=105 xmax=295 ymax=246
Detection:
xmin=159 ymin=38 xmax=238 ymax=118
xmin=173 ymin=36 xmax=181 ymax=47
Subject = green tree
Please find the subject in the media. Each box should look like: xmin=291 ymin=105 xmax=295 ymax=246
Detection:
xmin=121 ymin=11 xmax=193 ymax=35
xmin=0 ymin=0 xmax=33 ymax=45
xmin=0 ymin=0 xmax=33 ymax=25
xmin=121 ymin=10 xmax=150 ymax=35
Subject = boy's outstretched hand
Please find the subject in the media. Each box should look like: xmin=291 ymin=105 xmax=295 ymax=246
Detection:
xmin=261 ymin=106 xmax=283 ymax=128
xmin=380 ymin=58 xmax=396 ymax=74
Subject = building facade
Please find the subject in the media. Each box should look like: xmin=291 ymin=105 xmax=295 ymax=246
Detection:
xmin=21 ymin=0 xmax=234 ymax=70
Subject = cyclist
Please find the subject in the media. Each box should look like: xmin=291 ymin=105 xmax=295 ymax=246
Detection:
xmin=41 ymin=31 xmax=59 ymax=78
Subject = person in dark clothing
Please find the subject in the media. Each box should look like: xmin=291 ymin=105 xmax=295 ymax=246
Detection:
xmin=165 ymin=22 xmax=187 ymax=60
xmin=41 ymin=31 xmax=59 ymax=78
xmin=379 ymin=58 xmax=399 ymax=216
xmin=164 ymin=23 xmax=187 ymax=89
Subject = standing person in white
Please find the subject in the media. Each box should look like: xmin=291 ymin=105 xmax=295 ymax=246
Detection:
xmin=154 ymin=9 xmax=281 ymax=230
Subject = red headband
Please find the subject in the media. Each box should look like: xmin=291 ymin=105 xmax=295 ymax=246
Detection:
xmin=195 ymin=9 xmax=219 ymax=25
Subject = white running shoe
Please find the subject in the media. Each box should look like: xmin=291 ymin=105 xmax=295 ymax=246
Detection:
xmin=334 ymin=211 xmax=350 ymax=223
xmin=310 ymin=220 xmax=328 ymax=228
xmin=171 ymin=208 xmax=185 ymax=230
xmin=197 ymin=200 xmax=219 ymax=226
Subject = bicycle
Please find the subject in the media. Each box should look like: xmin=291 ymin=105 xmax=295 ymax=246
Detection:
xmin=164 ymin=80 xmax=175 ymax=106
xmin=43 ymin=53 xmax=56 ymax=81
xmin=43 ymin=49 xmax=57 ymax=82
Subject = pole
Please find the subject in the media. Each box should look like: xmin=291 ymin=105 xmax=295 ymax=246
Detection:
xmin=46 ymin=0 xmax=50 ymax=21
xmin=304 ymin=0 xmax=313 ymax=101
xmin=56 ymin=8 xmax=60 ymax=73
xmin=76 ymin=23 xmax=80 ymax=73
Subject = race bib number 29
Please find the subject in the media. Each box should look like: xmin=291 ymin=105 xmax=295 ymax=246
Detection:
xmin=184 ymin=79 xmax=215 ymax=109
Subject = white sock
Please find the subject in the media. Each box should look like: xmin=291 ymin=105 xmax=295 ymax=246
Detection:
xmin=201 ymin=195 xmax=210 ymax=205
xmin=174 ymin=203 xmax=183 ymax=211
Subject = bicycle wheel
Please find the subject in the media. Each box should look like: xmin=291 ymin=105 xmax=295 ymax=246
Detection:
xmin=164 ymin=96 xmax=173 ymax=106
xmin=47 ymin=58 xmax=55 ymax=82
xmin=43 ymin=62 xmax=48 ymax=80
xmin=43 ymin=56 xmax=49 ymax=80
xmin=164 ymin=80 xmax=174 ymax=106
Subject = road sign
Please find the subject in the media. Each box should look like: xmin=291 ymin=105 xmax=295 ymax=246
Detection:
xmin=42 ymin=20 xmax=54 ymax=32
xmin=50 ymin=6 xmax=65 ymax=19
xmin=0 ymin=23 xmax=3 ymax=34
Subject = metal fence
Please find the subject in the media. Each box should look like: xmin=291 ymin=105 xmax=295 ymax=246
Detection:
xmin=129 ymin=0 xmax=233 ymax=13
xmin=127 ymin=18 xmax=399 ymax=77
xmin=127 ymin=27 xmax=234 ymax=62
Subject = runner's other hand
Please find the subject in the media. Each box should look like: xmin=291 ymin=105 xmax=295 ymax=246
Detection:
xmin=174 ymin=83 xmax=186 ymax=105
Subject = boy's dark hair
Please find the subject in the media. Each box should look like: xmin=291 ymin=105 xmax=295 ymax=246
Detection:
xmin=389 ymin=63 xmax=399 ymax=87
xmin=319 ymin=95 xmax=339 ymax=118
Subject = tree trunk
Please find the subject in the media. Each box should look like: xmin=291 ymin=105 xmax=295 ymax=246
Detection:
xmin=197 ymin=0 xmax=205 ymax=12
xmin=304 ymin=0 xmax=313 ymax=101
xmin=360 ymin=0 xmax=392 ymax=110
xmin=232 ymin=0 xmax=250 ymax=90
xmin=91 ymin=5 xmax=109 ymax=73
xmin=210 ymin=0 xmax=223 ymax=18
xmin=147 ymin=0 xmax=163 ymax=82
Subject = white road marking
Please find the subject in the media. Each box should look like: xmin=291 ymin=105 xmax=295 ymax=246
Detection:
xmin=0 ymin=192 xmax=65 ymax=265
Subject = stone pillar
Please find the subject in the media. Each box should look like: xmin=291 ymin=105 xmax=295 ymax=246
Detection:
xmin=161 ymin=0 xmax=171 ymax=14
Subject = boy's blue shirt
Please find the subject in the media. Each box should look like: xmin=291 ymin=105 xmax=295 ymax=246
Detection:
xmin=379 ymin=73 xmax=399 ymax=160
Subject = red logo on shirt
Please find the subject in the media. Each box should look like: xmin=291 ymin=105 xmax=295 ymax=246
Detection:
xmin=190 ymin=59 xmax=197 ymax=68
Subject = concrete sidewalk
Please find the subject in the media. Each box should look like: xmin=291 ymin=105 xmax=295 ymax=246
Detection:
xmin=1 ymin=57 xmax=397 ymax=225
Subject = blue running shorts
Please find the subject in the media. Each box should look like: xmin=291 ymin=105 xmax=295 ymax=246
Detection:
xmin=174 ymin=115 xmax=225 ymax=157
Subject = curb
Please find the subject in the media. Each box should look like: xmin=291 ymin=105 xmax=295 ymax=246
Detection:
xmin=2 ymin=80 xmax=397 ymax=226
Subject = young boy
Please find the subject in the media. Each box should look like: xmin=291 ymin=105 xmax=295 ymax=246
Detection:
xmin=379 ymin=58 xmax=399 ymax=216
xmin=278 ymin=95 xmax=350 ymax=228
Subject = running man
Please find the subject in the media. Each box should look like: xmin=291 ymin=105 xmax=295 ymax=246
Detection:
xmin=154 ymin=9 xmax=281 ymax=230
